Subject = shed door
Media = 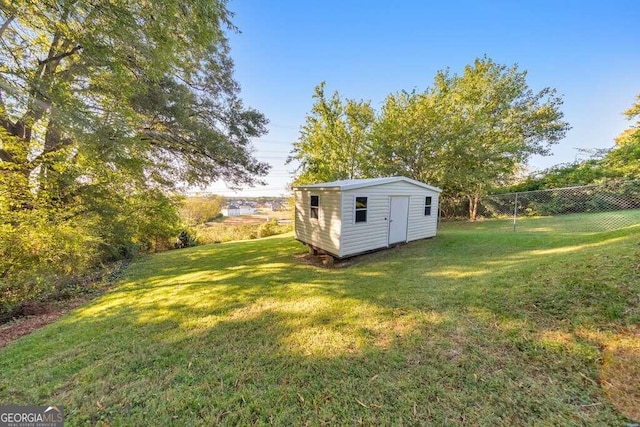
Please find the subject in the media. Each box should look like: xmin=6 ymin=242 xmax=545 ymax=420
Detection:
xmin=388 ymin=196 xmax=409 ymax=245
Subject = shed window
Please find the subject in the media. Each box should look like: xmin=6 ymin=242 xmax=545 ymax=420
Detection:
xmin=355 ymin=196 xmax=367 ymax=223
xmin=310 ymin=195 xmax=319 ymax=219
xmin=424 ymin=196 xmax=432 ymax=216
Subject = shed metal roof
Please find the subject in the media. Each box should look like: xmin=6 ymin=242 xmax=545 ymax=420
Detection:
xmin=294 ymin=176 xmax=442 ymax=193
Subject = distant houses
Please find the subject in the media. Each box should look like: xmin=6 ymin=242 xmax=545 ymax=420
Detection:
xmin=221 ymin=203 xmax=256 ymax=217
xmin=266 ymin=201 xmax=284 ymax=211
xmin=219 ymin=199 xmax=286 ymax=217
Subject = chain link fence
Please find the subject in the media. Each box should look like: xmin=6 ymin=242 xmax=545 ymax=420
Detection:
xmin=442 ymin=180 xmax=640 ymax=232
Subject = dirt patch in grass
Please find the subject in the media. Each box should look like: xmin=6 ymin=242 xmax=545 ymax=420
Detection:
xmin=293 ymin=244 xmax=409 ymax=269
xmin=0 ymin=259 xmax=130 ymax=348
xmin=0 ymin=298 xmax=90 ymax=348
xmin=293 ymin=252 xmax=369 ymax=268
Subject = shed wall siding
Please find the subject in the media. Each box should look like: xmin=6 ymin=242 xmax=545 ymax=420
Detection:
xmin=341 ymin=191 xmax=390 ymax=257
xmin=407 ymin=190 xmax=439 ymax=241
xmin=294 ymin=189 xmax=342 ymax=256
xmin=341 ymin=181 xmax=439 ymax=257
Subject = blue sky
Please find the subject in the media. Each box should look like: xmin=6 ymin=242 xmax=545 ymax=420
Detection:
xmin=204 ymin=0 xmax=640 ymax=196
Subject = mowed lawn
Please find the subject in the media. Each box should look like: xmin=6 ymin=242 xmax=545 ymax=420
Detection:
xmin=1 ymin=214 xmax=639 ymax=425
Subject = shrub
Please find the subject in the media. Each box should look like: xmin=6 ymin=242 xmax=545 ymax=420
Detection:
xmin=0 ymin=209 xmax=101 ymax=316
xmin=0 ymin=185 xmax=184 ymax=317
xmin=258 ymin=219 xmax=280 ymax=238
xmin=179 ymin=195 xmax=225 ymax=226
xmin=176 ymin=230 xmax=197 ymax=248
xmin=193 ymin=219 xmax=293 ymax=245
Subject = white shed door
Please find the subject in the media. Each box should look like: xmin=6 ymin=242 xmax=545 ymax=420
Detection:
xmin=388 ymin=196 xmax=409 ymax=244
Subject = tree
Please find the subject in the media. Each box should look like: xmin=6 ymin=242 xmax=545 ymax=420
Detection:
xmin=502 ymin=95 xmax=640 ymax=193
xmin=180 ymin=195 xmax=226 ymax=226
xmin=0 ymin=0 xmax=268 ymax=236
xmin=0 ymin=1 xmax=268 ymax=196
xmin=501 ymin=158 xmax=606 ymax=193
xmin=0 ymin=1 xmax=268 ymax=311
xmin=371 ymin=90 xmax=447 ymax=184
xmin=372 ymin=57 xmax=570 ymax=220
xmin=288 ymin=82 xmax=375 ymax=185
xmin=604 ymin=94 xmax=640 ymax=178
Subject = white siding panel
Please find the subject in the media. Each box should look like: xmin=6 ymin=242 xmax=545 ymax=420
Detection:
xmin=341 ymin=181 xmax=439 ymax=256
xmin=294 ymin=189 xmax=342 ymax=256
xmin=341 ymin=192 xmax=390 ymax=257
xmin=407 ymin=193 xmax=439 ymax=241
xmin=296 ymin=180 xmax=439 ymax=259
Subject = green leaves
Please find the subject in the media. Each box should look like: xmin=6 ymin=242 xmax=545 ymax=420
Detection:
xmin=1 ymin=0 xmax=268 ymax=193
xmin=292 ymin=58 xmax=570 ymax=220
xmin=504 ymin=94 xmax=640 ymax=192
xmin=0 ymin=1 xmax=269 ymax=305
xmin=289 ymin=82 xmax=375 ymax=185
xmin=378 ymin=58 xmax=571 ymax=218
xmin=606 ymin=94 xmax=640 ymax=178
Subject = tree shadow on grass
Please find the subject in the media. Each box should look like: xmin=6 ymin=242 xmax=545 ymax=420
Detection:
xmin=0 ymin=226 xmax=638 ymax=424
xmin=0 ymin=294 xmax=630 ymax=425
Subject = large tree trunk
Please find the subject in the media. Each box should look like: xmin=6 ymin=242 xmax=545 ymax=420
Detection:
xmin=0 ymin=19 xmax=81 ymax=207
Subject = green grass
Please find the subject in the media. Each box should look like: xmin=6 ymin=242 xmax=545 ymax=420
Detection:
xmin=1 ymin=213 xmax=639 ymax=425
xmin=471 ymin=208 xmax=640 ymax=233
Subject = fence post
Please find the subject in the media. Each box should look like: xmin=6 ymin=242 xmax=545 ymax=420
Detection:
xmin=513 ymin=192 xmax=518 ymax=232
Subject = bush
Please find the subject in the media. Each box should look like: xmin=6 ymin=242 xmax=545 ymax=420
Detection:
xmin=0 ymin=209 xmax=101 ymax=316
xmin=0 ymin=185 xmax=184 ymax=317
xmin=179 ymin=195 xmax=225 ymax=226
xmin=176 ymin=229 xmax=197 ymax=248
xmin=258 ymin=219 xmax=280 ymax=238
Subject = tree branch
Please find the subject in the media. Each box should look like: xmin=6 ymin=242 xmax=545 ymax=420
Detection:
xmin=0 ymin=83 xmax=10 ymax=128
xmin=37 ymin=44 xmax=82 ymax=66
xmin=0 ymin=15 xmax=15 ymax=39
xmin=0 ymin=148 xmax=12 ymax=162
xmin=141 ymin=130 xmax=222 ymax=163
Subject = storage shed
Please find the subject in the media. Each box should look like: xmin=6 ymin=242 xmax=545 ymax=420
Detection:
xmin=294 ymin=176 xmax=442 ymax=259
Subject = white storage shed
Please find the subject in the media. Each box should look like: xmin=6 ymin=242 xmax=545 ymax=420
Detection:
xmin=294 ymin=177 xmax=442 ymax=259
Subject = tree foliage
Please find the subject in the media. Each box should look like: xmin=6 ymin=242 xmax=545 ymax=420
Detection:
xmin=288 ymin=82 xmax=375 ymax=185
xmin=372 ymin=57 xmax=570 ymax=219
xmin=605 ymin=94 xmax=640 ymax=178
xmin=180 ymin=195 xmax=226 ymax=226
xmin=0 ymin=0 xmax=268 ymax=193
xmin=371 ymin=90 xmax=445 ymax=184
xmin=0 ymin=1 xmax=268 ymax=312
xmin=292 ymin=58 xmax=570 ymax=220
xmin=502 ymin=94 xmax=640 ymax=193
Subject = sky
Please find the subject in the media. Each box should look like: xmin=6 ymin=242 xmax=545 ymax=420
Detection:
xmin=202 ymin=0 xmax=640 ymax=197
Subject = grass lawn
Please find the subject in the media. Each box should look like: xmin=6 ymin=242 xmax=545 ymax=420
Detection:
xmin=1 ymin=213 xmax=639 ymax=425
xmin=482 ymin=208 xmax=640 ymax=233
